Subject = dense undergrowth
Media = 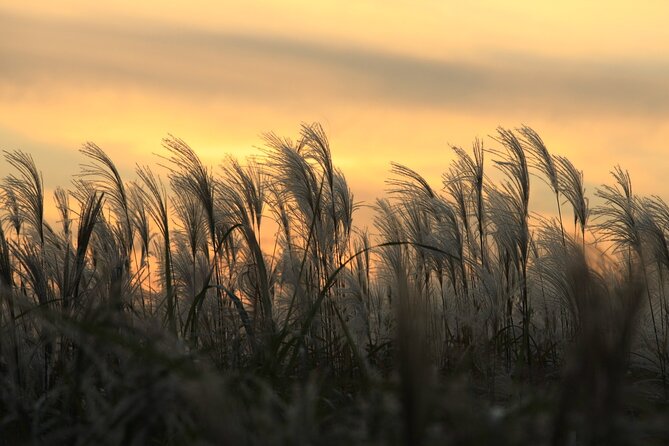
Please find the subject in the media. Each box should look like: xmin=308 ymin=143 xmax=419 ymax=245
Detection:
xmin=1 ymin=124 xmax=668 ymax=444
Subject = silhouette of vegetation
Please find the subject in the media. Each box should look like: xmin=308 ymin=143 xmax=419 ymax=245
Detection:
xmin=0 ymin=124 xmax=668 ymax=444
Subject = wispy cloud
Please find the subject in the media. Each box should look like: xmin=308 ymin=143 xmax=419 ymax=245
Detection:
xmin=1 ymin=10 xmax=668 ymax=117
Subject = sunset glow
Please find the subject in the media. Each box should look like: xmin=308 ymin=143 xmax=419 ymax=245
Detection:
xmin=2 ymin=1 xmax=668 ymax=215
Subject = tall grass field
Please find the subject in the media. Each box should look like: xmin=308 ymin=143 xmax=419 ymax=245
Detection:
xmin=1 ymin=124 xmax=668 ymax=444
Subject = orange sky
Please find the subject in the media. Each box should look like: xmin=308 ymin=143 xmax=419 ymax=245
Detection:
xmin=1 ymin=1 xmax=669 ymax=226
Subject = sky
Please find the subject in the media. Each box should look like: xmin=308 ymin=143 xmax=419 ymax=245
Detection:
xmin=1 ymin=1 xmax=669 ymax=226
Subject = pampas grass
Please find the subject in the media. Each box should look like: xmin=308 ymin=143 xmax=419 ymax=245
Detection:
xmin=1 ymin=124 xmax=668 ymax=444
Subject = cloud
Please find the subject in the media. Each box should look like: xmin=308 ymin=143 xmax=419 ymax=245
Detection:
xmin=1 ymin=10 xmax=668 ymax=116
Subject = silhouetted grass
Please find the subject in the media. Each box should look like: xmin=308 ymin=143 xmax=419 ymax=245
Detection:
xmin=1 ymin=124 xmax=668 ymax=445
